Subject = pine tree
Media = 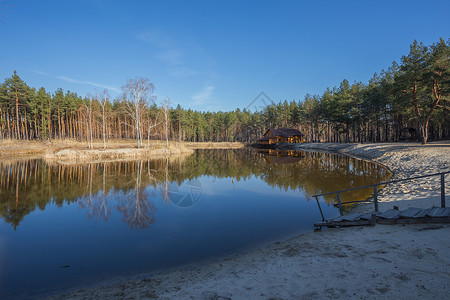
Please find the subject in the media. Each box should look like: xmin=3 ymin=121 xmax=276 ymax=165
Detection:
xmin=36 ymin=87 xmax=51 ymax=139
xmin=2 ymin=71 xmax=31 ymax=139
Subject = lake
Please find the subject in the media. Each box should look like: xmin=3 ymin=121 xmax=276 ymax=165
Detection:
xmin=0 ymin=149 xmax=391 ymax=299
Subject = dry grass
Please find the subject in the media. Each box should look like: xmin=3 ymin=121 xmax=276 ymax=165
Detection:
xmin=0 ymin=139 xmax=247 ymax=161
xmin=0 ymin=139 xmax=50 ymax=157
xmin=44 ymin=147 xmax=194 ymax=164
xmin=183 ymin=141 xmax=247 ymax=149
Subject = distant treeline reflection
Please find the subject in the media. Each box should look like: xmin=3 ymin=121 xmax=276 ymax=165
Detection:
xmin=0 ymin=149 xmax=390 ymax=229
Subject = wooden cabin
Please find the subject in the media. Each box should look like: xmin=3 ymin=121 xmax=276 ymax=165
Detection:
xmin=257 ymin=128 xmax=304 ymax=145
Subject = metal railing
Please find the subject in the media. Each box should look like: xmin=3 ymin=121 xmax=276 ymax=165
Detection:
xmin=313 ymin=171 xmax=449 ymax=221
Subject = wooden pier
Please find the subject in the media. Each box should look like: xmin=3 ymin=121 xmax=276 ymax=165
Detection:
xmin=312 ymin=171 xmax=449 ymax=228
xmin=314 ymin=206 xmax=450 ymax=228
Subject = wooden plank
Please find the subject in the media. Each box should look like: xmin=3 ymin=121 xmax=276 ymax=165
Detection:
xmin=330 ymin=214 xmax=354 ymax=222
xmin=378 ymin=209 xmax=400 ymax=219
xmin=370 ymin=213 xmax=376 ymax=226
xmin=319 ymin=220 xmax=371 ymax=227
xmin=359 ymin=211 xmax=382 ymax=220
xmin=341 ymin=213 xmax=362 ymax=221
xmin=399 ymin=207 xmax=422 ymax=218
xmin=314 ymin=222 xmax=327 ymax=227
xmin=377 ymin=216 xmax=450 ymax=225
xmin=329 ymin=216 xmax=344 ymax=222
xmin=413 ymin=208 xmax=434 ymax=218
xmin=442 ymin=208 xmax=450 ymax=217
xmin=315 ymin=215 xmax=450 ymax=227
xmin=335 ymin=220 xmax=371 ymax=227
xmin=377 ymin=218 xmax=410 ymax=225
xmin=314 ymin=207 xmax=450 ymax=228
xmin=427 ymin=207 xmax=447 ymax=217
xmin=331 ymin=213 xmax=362 ymax=222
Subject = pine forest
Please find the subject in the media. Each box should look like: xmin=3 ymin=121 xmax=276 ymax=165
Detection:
xmin=1 ymin=38 xmax=449 ymax=145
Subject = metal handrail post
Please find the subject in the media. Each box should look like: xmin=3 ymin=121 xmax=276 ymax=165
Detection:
xmin=336 ymin=192 xmax=343 ymax=216
xmin=312 ymin=171 xmax=450 ymax=198
xmin=442 ymin=173 xmax=446 ymax=208
xmin=373 ymin=185 xmax=378 ymax=212
xmin=311 ymin=171 xmax=450 ymax=221
xmin=314 ymin=196 xmax=325 ymax=221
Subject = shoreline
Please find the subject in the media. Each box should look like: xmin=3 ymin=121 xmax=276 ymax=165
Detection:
xmin=43 ymin=147 xmax=195 ymax=164
xmin=36 ymin=142 xmax=450 ymax=299
xmin=0 ymin=139 xmax=247 ymax=163
xmin=294 ymin=142 xmax=450 ymax=212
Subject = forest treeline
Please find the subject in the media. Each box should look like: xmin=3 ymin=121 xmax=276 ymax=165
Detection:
xmin=0 ymin=38 xmax=448 ymax=145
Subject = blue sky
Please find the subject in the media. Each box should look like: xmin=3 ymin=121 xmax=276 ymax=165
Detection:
xmin=1 ymin=0 xmax=449 ymax=111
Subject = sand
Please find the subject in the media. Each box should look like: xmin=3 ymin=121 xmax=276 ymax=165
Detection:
xmin=47 ymin=142 xmax=450 ymax=299
xmin=295 ymin=142 xmax=450 ymax=212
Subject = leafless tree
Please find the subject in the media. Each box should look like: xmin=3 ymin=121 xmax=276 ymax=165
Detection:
xmin=84 ymin=95 xmax=94 ymax=149
xmin=97 ymin=89 xmax=110 ymax=149
xmin=146 ymin=110 xmax=159 ymax=148
xmin=122 ymin=78 xmax=155 ymax=148
xmin=162 ymin=98 xmax=170 ymax=148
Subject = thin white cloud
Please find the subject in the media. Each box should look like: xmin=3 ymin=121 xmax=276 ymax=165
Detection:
xmin=55 ymin=75 xmax=120 ymax=92
xmin=136 ymin=30 xmax=172 ymax=48
xmin=156 ymin=49 xmax=183 ymax=66
xmin=33 ymin=70 xmax=120 ymax=92
xmin=136 ymin=30 xmax=186 ymax=68
xmin=167 ymin=67 xmax=198 ymax=77
xmin=191 ymin=84 xmax=215 ymax=105
xmin=33 ymin=70 xmax=48 ymax=76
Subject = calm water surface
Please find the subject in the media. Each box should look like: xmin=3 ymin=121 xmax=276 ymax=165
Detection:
xmin=0 ymin=149 xmax=391 ymax=299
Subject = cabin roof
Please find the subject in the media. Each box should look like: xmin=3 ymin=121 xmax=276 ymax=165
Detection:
xmin=265 ymin=128 xmax=303 ymax=137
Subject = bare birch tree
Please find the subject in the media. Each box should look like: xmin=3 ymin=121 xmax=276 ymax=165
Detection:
xmin=162 ymin=98 xmax=170 ymax=148
xmin=146 ymin=110 xmax=159 ymax=147
xmin=97 ymin=89 xmax=110 ymax=149
xmin=84 ymin=95 xmax=94 ymax=149
xmin=122 ymin=78 xmax=155 ymax=148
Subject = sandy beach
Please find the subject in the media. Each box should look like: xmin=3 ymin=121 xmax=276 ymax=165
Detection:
xmin=295 ymin=142 xmax=450 ymax=212
xmin=47 ymin=142 xmax=450 ymax=299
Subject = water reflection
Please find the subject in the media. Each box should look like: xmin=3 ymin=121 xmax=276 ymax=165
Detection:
xmin=0 ymin=149 xmax=392 ymax=299
xmin=117 ymin=161 xmax=157 ymax=229
xmin=0 ymin=149 xmax=390 ymax=229
xmin=260 ymin=149 xmax=304 ymax=164
xmin=79 ymin=163 xmax=111 ymax=222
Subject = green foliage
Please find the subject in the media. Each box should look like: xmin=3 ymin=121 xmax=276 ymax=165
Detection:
xmin=0 ymin=38 xmax=448 ymax=143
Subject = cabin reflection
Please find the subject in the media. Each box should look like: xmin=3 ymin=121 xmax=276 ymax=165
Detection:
xmin=258 ymin=149 xmax=304 ymax=164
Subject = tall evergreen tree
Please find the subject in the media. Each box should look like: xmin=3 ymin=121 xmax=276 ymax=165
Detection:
xmin=2 ymin=71 xmax=30 ymax=139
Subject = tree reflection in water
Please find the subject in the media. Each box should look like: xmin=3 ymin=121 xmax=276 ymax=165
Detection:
xmin=79 ymin=163 xmax=111 ymax=222
xmin=0 ymin=149 xmax=391 ymax=229
xmin=116 ymin=161 xmax=157 ymax=229
xmin=158 ymin=157 xmax=171 ymax=204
